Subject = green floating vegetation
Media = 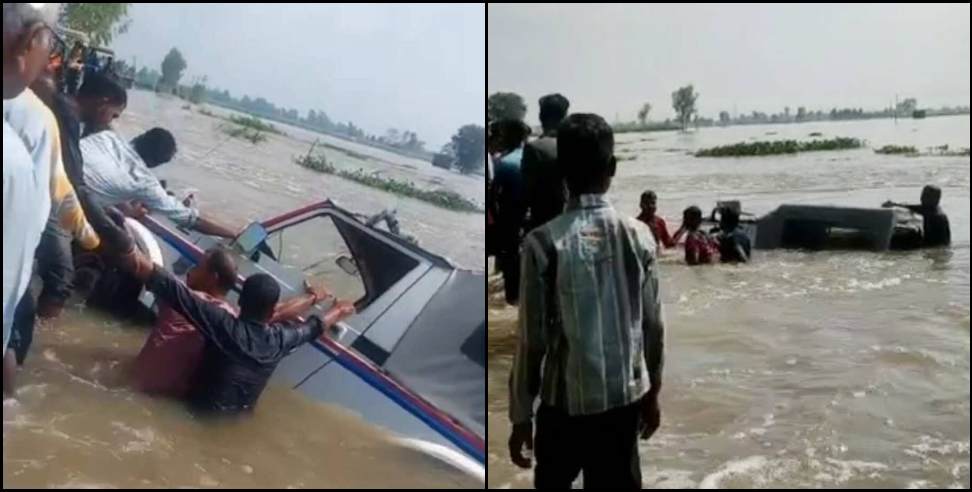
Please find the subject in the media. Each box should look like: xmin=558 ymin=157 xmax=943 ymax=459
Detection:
xmin=296 ymin=154 xmax=482 ymax=213
xmin=695 ymin=137 xmax=864 ymax=157
xmin=222 ymin=125 xmax=268 ymax=145
xmin=228 ymin=114 xmax=283 ymax=135
xmin=874 ymin=145 xmax=918 ymax=155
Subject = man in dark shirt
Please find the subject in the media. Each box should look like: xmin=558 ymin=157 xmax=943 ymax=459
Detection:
xmin=883 ymin=185 xmax=951 ymax=247
xmin=521 ymin=93 xmax=569 ymax=232
xmin=28 ymin=71 xmax=127 ymax=319
xmin=489 ymin=119 xmax=531 ymax=305
xmin=100 ymin=214 xmax=357 ymax=414
xmin=715 ymin=206 xmax=751 ymax=263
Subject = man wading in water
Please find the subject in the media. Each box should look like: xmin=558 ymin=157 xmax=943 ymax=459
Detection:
xmin=508 ymin=113 xmax=666 ymax=489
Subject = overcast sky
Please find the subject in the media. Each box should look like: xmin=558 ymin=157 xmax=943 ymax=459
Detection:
xmin=113 ymin=3 xmax=485 ymax=147
xmin=488 ymin=3 xmax=971 ymax=123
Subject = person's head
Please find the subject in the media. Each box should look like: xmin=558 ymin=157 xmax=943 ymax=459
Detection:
xmin=640 ymin=190 xmax=658 ymax=217
xmin=186 ymin=248 xmax=238 ymax=296
xmin=719 ymin=206 xmax=740 ymax=231
xmin=131 ymin=127 xmax=177 ymax=168
xmin=238 ymin=273 xmax=281 ymax=322
xmin=3 ymin=3 xmax=62 ymax=99
xmin=683 ymin=205 xmax=704 ymax=231
xmin=69 ymin=41 xmax=83 ymax=59
xmin=487 ymin=119 xmax=531 ymax=155
xmin=76 ymin=72 xmax=127 ymax=130
xmin=558 ymin=113 xmax=616 ymax=196
xmin=920 ymin=185 xmax=942 ymax=209
xmin=538 ymin=93 xmax=570 ymax=132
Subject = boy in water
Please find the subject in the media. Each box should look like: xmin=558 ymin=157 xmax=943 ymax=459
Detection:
xmin=673 ymin=206 xmax=718 ymax=265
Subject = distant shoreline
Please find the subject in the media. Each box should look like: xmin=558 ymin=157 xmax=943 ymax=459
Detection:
xmin=613 ymin=109 xmax=971 ymax=134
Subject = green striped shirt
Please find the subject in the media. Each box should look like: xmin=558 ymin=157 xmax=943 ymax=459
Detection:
xmin=510 ymin=194 xmax=665 ymax=424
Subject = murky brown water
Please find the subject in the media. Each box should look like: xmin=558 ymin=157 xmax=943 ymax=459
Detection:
xmin=3 ymin=90 xmax=483 ymax=489
xmin=488 ymin=116 xmax=970 ymax=489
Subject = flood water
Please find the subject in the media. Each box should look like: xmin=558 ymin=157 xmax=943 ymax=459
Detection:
xmin=487 ymin=116 xmax=970 ymax=489
xmin=3 ymin=90 xmax=483 ymax=489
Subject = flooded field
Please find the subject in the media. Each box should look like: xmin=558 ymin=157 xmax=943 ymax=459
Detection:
xmin=3 ymin=90 xmax=484 ymax=489
xmin=487 ymin=116 xmax=970 ymax=489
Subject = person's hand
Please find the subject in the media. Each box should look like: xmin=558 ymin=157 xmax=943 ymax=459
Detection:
xmin=508 ymin=422 xmax=534 ymax=469
xmin=640 ymin=393 xmax=661 ymax=441
xmin=116 ymin=201 xmax=148 ymax=219
xmin=323 ymin=300 xmax=356 ymax=327
xmin=304 ymin=280 xmax=333 ymax=304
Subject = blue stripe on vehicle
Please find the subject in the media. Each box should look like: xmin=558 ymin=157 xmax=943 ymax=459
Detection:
xmin=309 ymin=341 xmax=486 ymax=464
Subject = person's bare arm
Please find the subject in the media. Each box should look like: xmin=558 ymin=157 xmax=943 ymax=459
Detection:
xmin=271 ymin=282 xmax=334 ymax=323
xmin=193 ymin=215 xmax=238 ymax=239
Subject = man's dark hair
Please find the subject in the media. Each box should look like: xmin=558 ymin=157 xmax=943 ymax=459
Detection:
xmin=921 ymin=184 xmax=942 ymax=208
xmin=684 ymin=205 xmax=703 ymax=221
xmin=538 ymin=93 xmax=570 ymax=130
xmin=720 ymin=206 xmax=740 ymax=229
xmin=206 ymin=248 xmax=238 ymax=293
xmin=131 ymin=127 xmax=177 ymax=168
xmin=557 ymin=113 xmax=615 ymax=193
xmin=77 ymin=72 xmax=127 ymax=107
xmin=489 ymin=119 xmax=531 ymax=152
xmin=641 ymin=190 xmax=657 ymax=203
xmin=238 ymin=274 xmax=280 ymax=322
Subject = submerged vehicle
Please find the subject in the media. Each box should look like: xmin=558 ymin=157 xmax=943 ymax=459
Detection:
xmin=711 ymin=201 xmax=923 ymax=251
xmin=132 ymin=200 xmax=485 ymax=482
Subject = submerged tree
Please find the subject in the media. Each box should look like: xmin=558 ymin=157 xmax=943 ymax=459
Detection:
xmin=671 ymin=84 xmax=698 ymax=131
xmin=160 ymin=47 xmax=187 ymax=88
xmin=637 ymin=102 xmax=652 ymax=126
xmin=451 ymin=124 xmax=486 ymax=174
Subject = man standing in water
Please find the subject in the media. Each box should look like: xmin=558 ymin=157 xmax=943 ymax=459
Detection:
xmin=95 ymin=212 xmax=357 ymax=414
xmin=883 ymin=185 xmax=951 ymax=247
xmin=522 ymin=93 xmax=570 ymax=232
xmin=509 ymin=113 xmax=665 ymax=489
xmin=637 ymin=190 xmax=677 ymax=250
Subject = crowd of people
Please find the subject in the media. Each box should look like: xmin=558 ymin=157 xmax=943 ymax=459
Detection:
xmin=487 ymin=87 xmax=953 ymax=488
xmin=3 ymin=3 xmax=356 ymax=414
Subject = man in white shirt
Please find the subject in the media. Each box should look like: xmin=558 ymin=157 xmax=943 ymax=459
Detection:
xmin=3 ymin=2 xmax=63 ymax=398
xmin=81 ymin=128 xmax=239 ymax=238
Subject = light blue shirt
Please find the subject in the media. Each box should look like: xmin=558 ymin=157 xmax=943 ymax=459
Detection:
xmin=3 ymin=120 xmax=49 ymax=352
xmin=81 ymin=130 xmax=199 ymax=228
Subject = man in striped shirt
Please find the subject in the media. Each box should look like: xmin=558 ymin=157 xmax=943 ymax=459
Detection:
xmin=509 ymin=113 xmax=665 ymax=489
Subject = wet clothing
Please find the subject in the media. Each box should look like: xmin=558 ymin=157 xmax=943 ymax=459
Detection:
xmin=9 ymin=292 xmax=36 ymax=366
xmin=637 ymin=213 xmax=676 ymax=249
xmin=903 ymin=205 xmax=951 ymax=247
xmin=534 ymin=402 xmax=643 ymax=489
xmin=511 ymin=194 xmax=665 ymax=424
xmin=521 ymin=133 xmax=566 ymax=232
xmin=145 ymin=268 xmax=325 ymax=413
xmin=3 ymin=120 xmax=44 ymax=354
xmin=684 ymin=230 xmax=717 ymax=265
xmin=717 ymin=227 xmax=751 ymax=263
xmin=134 ymin=293 xmax=238 ymax=398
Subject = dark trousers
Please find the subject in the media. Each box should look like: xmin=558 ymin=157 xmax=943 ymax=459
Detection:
xmin=10 ymin=292 xmax=36 ymax=366
xmin=535 ymin=403 xmax=643 ymax=490
xmin=35 ymin=222 xmax=75 ymax=313
xmin=499 ymin=249 xmax=520 ymax=305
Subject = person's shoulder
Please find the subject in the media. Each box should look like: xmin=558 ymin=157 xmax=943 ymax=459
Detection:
xmin=621 ymin=214 xmax=658 ymax=255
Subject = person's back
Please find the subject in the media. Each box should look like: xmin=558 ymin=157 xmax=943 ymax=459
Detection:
xmin=510 ymin=114 xmax=664 ymax=489
xmin=135 ymin=292 xmax=237 ymax=397
xmin=522 ymin=93 xmax=570 ymax=231
xmin=921 ymin=207 xmax=950 ymax=247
